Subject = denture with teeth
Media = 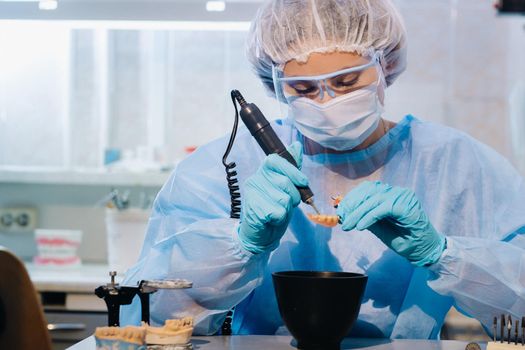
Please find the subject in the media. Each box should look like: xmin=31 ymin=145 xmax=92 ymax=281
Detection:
xmin=307 ymin=214 xmax=340 ymax=228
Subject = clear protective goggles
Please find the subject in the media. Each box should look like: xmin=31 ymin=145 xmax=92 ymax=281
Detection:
xmin=273 ymin=51 xmax=382 ymax=104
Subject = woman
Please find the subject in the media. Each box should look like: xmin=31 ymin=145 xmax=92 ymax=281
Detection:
xmin=122 ymin=0 xmax=525 ymax=339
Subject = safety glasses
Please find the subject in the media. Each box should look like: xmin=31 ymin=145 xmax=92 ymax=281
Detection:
xmin=273 ymin=52 xmax=382 ymax=103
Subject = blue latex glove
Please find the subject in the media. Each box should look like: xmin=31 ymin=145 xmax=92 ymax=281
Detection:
xmin=238 ymin=142 xmax=308 ymax=254
xmin=336 ymin=181 xmax=446 ymax=267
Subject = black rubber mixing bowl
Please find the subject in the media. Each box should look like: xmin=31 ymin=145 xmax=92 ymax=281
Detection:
xmin=272 ymin=271 xmax=368 ymax=350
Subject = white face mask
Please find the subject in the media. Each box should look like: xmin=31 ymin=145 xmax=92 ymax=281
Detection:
xmin=288 ymin=78 xmax=385 ymax=151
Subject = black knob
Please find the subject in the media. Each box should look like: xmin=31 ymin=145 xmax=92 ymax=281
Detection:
xmin=16 ymin=213 xmax=30 ymax=227
xmin=0 ymin=213 xmax=13 ymax=227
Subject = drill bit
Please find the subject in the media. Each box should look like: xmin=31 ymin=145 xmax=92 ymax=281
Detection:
xmin=310 ymin=202 xmax=321 ymax=215
xmin=501 ymin=314 xmax=505 ymax=343
xmin=493 ymin=316 xmax=497 ymax=342
xmin=514 ymin=320 xmax=520 ymax=345
xmin=508 ymin=315 xmax=512 ymax=344
xmin=305 ymin=198 xmax=321 ymax=215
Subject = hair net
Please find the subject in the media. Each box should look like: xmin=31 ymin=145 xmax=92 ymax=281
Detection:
xmin=246 ymin=0 xmax=408 ymax=96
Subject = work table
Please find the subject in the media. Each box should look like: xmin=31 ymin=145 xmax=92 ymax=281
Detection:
xmin=26 ymin=264 xmax=490 ymax=350
xmin=68 ymin=336 xmax=487 ymax=350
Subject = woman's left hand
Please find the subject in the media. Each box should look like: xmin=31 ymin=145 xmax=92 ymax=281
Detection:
xmin=336 ymin=181 xmax=446 ymax=267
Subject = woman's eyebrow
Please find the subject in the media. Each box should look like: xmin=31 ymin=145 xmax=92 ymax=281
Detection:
xmin=332 ymin=70 xmax=361 ymax=79
xmin=339 ymin=60 xmax=371 ymax=70
xmin=340 ymin=65 xmax=364 ymax=70
xmin=283 ymin=64 xmax=369 ymax=79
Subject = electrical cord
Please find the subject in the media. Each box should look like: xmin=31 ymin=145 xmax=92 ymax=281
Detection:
xmin=218 ymin=90 xmax=247 ymax=335
xmin=221 ymin=91 xmax=243 ymax=219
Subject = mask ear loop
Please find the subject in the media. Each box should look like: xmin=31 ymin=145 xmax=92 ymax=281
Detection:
xmin=372 ymin=56 xmax=387 ymax=108
xmin=362 ymin=51 xmax=386 ymax=93
xmin=375 ymin=51 xmax=387 ymax=88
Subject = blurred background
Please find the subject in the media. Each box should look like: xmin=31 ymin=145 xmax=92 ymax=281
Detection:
xmin=0 ymin=0 xmax=523 ymax=348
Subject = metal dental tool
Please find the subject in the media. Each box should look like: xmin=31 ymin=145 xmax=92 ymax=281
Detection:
xmin=502 ymin=314 xmax=505 ymax=343
xmin=522 ymin=316 xmax=525 ymax=346
xmin=508 ymin=315 xmax=512 ymax=344
xmin=515 ymin=319 xmax=519 ymax=345
xmin=228 ymin=90 xmax=320 ymax=215
xmin=493 ymin=316 xmax=497 ymax=342
xmin=95 ymin=271 xmax=192 ymax=326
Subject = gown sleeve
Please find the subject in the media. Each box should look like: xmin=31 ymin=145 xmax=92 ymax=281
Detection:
xmin=426 ymin=136 xmax=525 ymax=337
xmin=119 ymin=134 xmax=269 ymax=335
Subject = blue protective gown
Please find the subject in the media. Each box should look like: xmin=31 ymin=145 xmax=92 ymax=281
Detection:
xmin=121 ymin=115 xmax=525 ymax=339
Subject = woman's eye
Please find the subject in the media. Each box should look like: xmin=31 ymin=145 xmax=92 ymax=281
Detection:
xmin=291 ymin=83 xmax=318 ymax=95
xmin=296 ymin=87 xmax=317 ymax=94
xmin=335 ymin=77 xmax=359 ymax=87
xmin=333 ymin=73 xmax=360 ymax=88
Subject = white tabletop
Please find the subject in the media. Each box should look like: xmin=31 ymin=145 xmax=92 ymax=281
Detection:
xmin=67 ymin=336 xmax=486 ymax=350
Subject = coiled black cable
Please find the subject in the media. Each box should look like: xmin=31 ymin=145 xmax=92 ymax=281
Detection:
xmin=222 ymin=91 xmax=242 ymax=219
xmin=218 ymin=91 xmax=244 ymax=335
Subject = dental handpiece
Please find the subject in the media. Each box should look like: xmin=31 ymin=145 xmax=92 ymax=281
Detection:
xmin=231 ymin=90 xmax=320 ymax=215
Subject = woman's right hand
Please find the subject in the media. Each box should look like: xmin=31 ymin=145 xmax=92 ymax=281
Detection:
xmin=237 ymin=142 xmax=308 ymax=254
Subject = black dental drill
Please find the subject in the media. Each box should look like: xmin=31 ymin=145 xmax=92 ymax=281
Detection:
xmin=230 ymin=90 xmax=320 ymax=215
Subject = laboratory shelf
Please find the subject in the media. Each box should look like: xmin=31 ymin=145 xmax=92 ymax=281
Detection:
xmin=0 ymin=166 xmax=171 ymax=187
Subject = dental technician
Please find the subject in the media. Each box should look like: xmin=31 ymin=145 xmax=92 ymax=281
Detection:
xmin=122 ymin=0 xmax=525 ymax=339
